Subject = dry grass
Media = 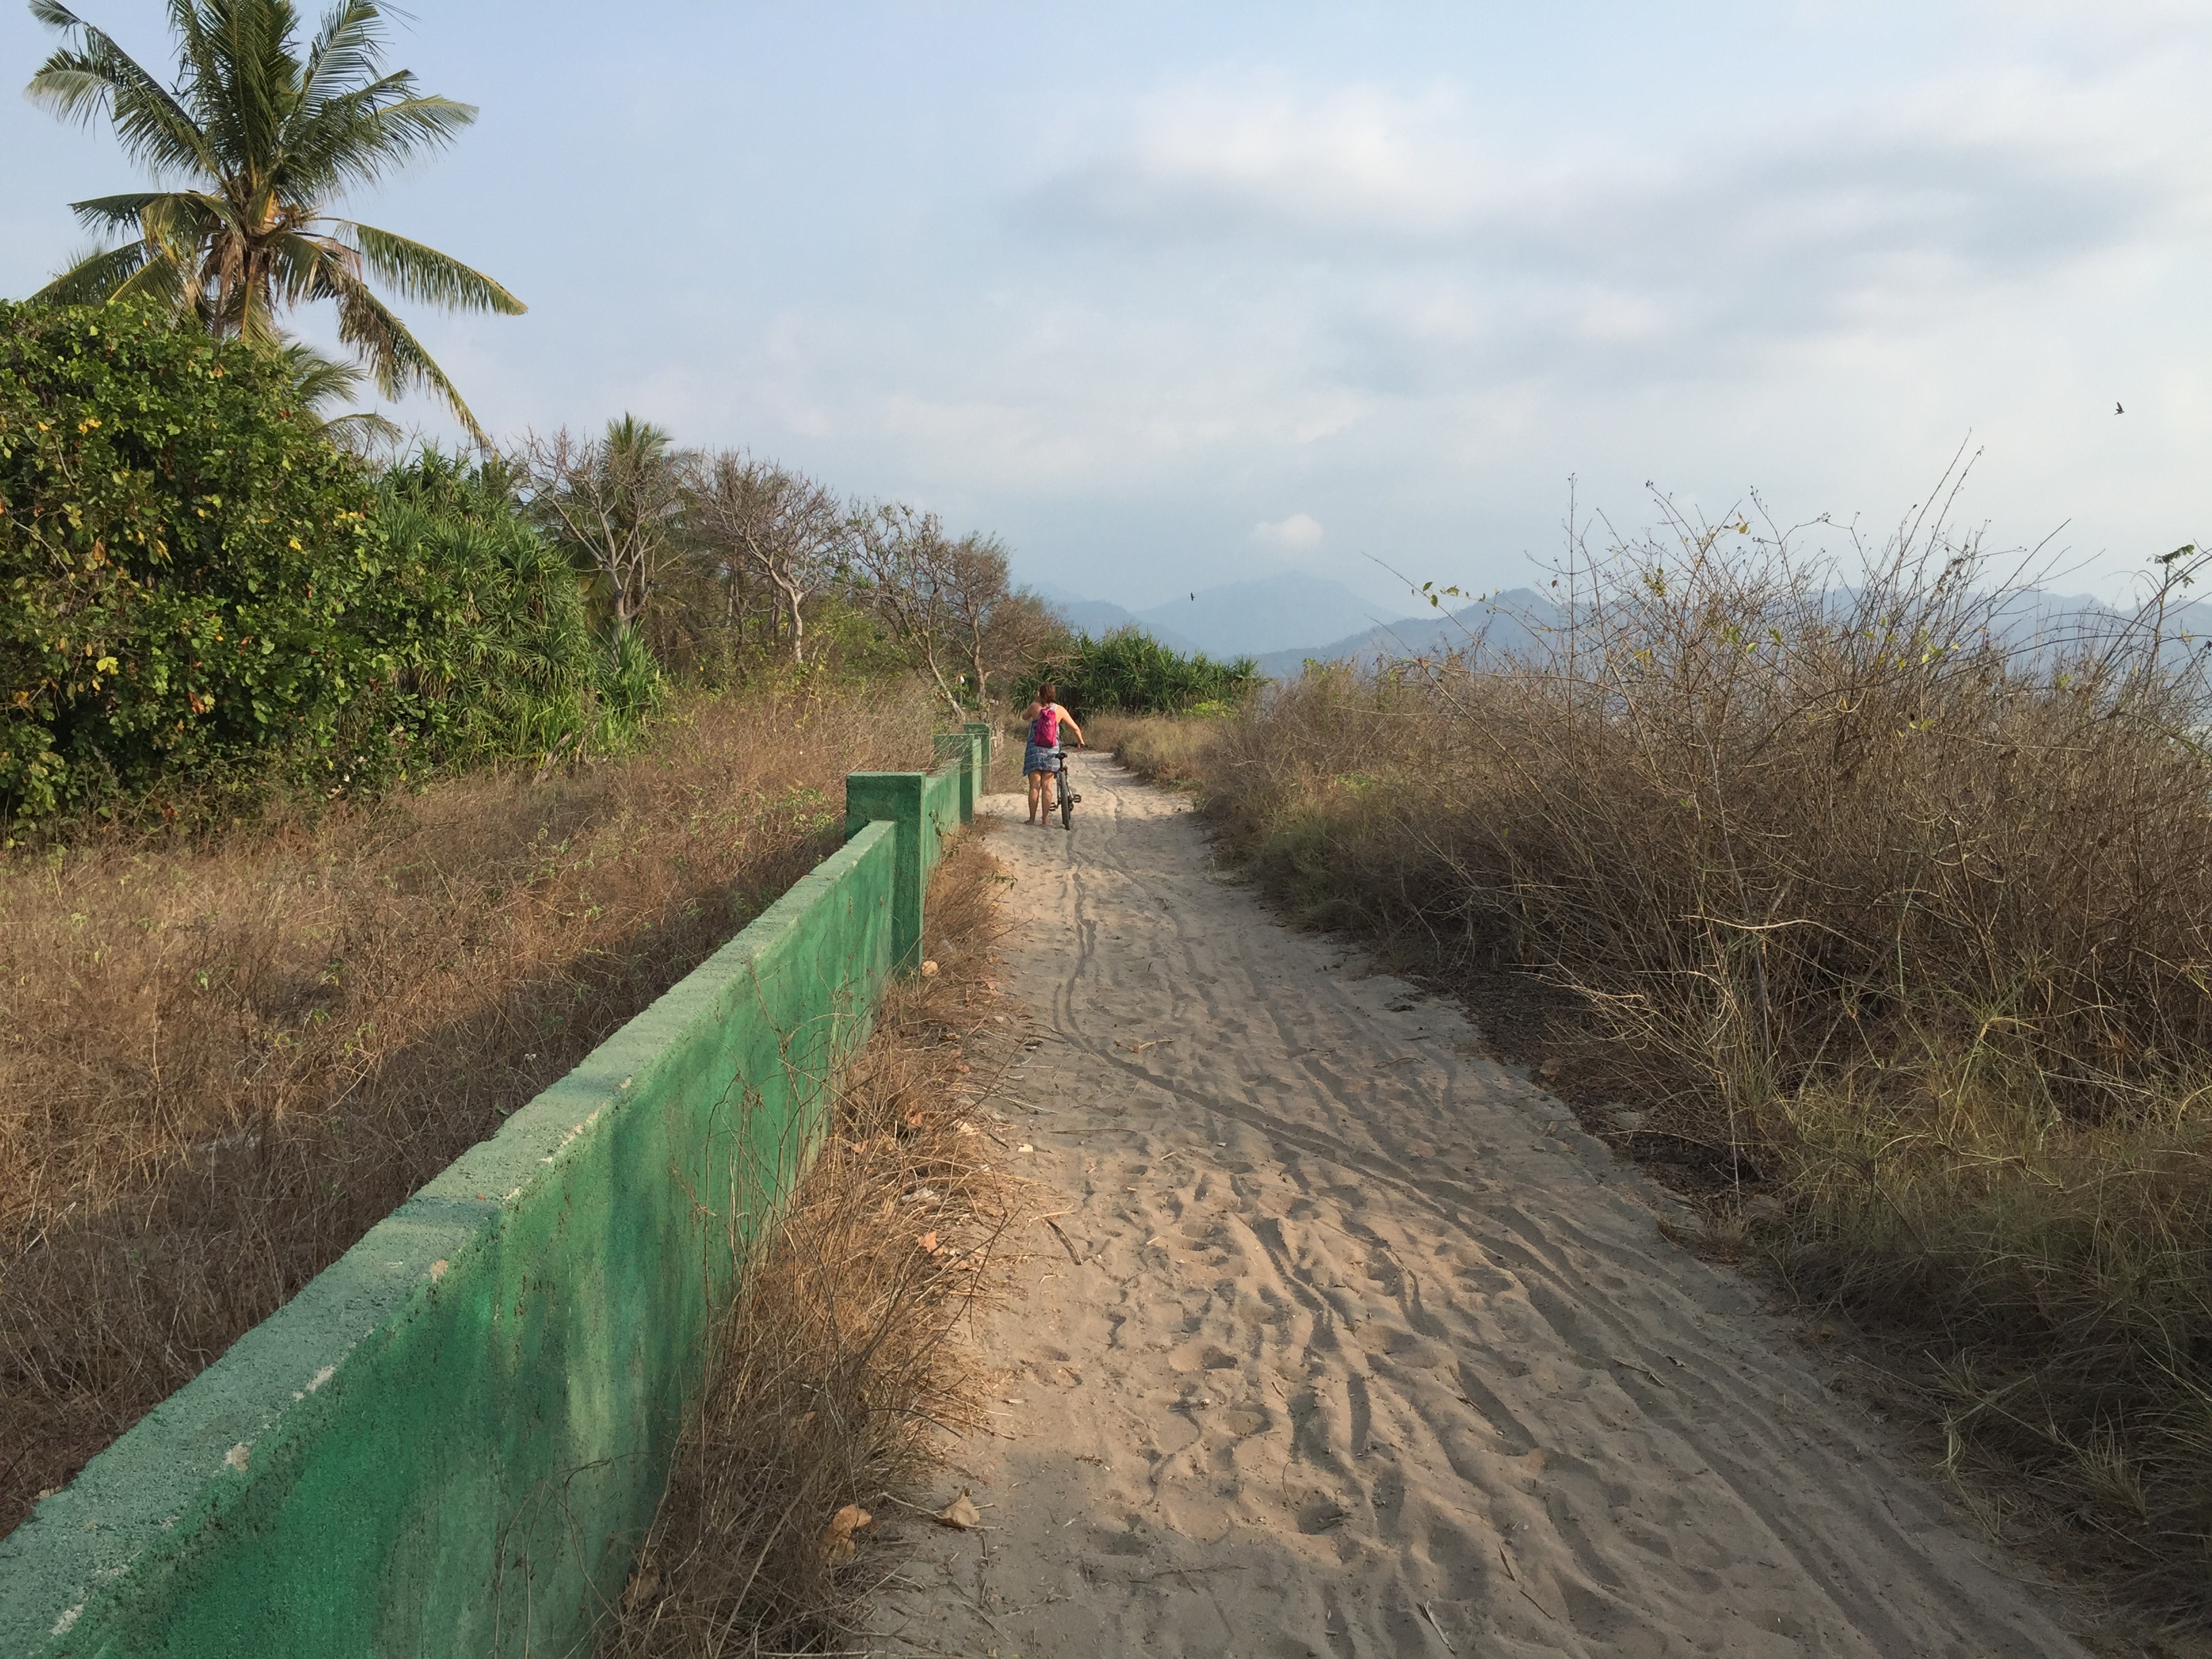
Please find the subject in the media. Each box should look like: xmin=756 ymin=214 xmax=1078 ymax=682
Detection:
xmin=0 ymin=681 xmax=941 ymax=1535
xmin=1202 ymin=485 xmax=2212 ymax=1628
xmin=597 ymin=827 xmax=1027 ymax=1658
xmin=1089 ymin=713 xmax=1218 ymax=790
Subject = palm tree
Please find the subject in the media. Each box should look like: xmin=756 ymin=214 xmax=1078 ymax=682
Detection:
xmin=276 ymin=339 xmax=400 ymax=452
xmin=24 ymin=0 xmax=523 ymax=442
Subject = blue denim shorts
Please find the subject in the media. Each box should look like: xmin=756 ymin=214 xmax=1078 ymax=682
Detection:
xmin=1024 ymin=741 xmax=1059 ymax=775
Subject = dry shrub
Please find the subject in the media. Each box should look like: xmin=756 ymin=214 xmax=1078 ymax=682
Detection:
xmin=1089 ymin=713 xmax=1218 ymax=789
xmin=0 ymin=681 xmax=941 ymax=1534
xmin=599 ymin=828 xmax=1025 ymax=1658
xmin=1204 ymin=476 xmax=2212 ymax=1621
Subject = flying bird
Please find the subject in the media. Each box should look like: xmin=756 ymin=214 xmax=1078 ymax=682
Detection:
xmin=1190 ymin=592 xmax=1195 ymax=601
xmin=2116 ymin=402 xmax=2125 ymax=414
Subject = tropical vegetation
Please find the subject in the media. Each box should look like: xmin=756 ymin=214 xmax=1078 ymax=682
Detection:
xmin=0 ymin=290 xmax=1113 ymax=830
xmin=24 ymin=0 xmax=523 ymax=439
xmin=0 ymin=300 xmax=649 ymax=825
xmin=1025 ymin=624 xmax=1260 ymax=716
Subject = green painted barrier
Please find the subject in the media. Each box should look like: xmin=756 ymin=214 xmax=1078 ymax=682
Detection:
xmin=844 ymin=747 xmax=968 ymax=972
xmin=0 ymin=737 xmax=987 ymax=1658
xmin=934 ymin=732 xmax=977 ymax=822
xmin=843 ymin=771 xmax=926 ymax=972
xmin=964 ymin=720 xmax=993 ymax=792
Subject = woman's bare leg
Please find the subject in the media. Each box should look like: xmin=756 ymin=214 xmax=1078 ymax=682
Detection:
xmin=1027 ymin=771 xmax=1041 ymax=823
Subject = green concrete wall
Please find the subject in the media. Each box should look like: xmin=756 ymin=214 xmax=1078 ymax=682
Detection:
xmin=842 ymin=743 xmax=971 ymax=974
xmin=964 ymin=721 xmax=994 ymax=794
xmin=844 ymin=771 xmax=926 ymax=972
xmin=0 ymin=761 xmax=970 ymax=1658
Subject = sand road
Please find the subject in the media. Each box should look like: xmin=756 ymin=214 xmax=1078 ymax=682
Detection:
xmin=876 ymin=754 xmax=2086 ymax=1659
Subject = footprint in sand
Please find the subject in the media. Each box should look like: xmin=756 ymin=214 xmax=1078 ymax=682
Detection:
xmin=875 ymin=756 xmax=2094 ymax=1659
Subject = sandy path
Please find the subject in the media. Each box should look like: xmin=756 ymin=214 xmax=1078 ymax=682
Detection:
xmin=874 ymin=756 xmax=2086 ymax=1658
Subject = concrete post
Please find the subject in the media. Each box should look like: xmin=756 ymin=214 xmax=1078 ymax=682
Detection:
xmin=845 ymin=772 xmax=924 ymax=971
xmin=933 ymin=733 xmax=977 ymax=824
xmin=964 ymin=721 xmax=994 ymax=797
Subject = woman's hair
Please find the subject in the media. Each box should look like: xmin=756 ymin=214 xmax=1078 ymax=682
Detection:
xmin=1039 ymin=682 xmax=1059 ymax=703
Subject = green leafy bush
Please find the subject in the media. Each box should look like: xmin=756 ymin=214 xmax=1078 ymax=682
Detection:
xmin=1 ymin=301 xmax=392 ymax=820
xmin=371 ymin=452 xmax=663 ymax=765
xmin=0 ymin=307 xmax=665 ymax=827
xmin=1025 ymin=626 xmax=1258 ymax=716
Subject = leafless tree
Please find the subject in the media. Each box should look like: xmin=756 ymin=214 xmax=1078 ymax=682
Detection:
xmin=980 ymin=586 xmax=1072 ymax=701
xmin=519 ymin=415 xmax=689 ymax=640
xmin=937 ymin=533 xmax=1008 ymax=707
xmin=853 ymin=501 xmax=968 ymax=715
xmin=854 ymin=511 xmax=1059 ymax=712
xmin=937 ymin=534 xmax=1071 ymax=711
xmin=684 ymin=453 xmax=850 ymax=664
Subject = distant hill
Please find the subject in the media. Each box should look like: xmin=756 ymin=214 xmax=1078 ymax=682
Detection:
xmin=1129 ymin=573 xmax=1414 ymax=660
xmin=1255 ymin=589 xmax=1563 ymax=678
xmin=1255 ymin=586 xmax=2212 ymax=680
xmin=1027 ymin=587 xmax=1204 ymax=654
xmin=1036 ymin=574 xmax=2212 ymax=683
xmin=1033 ymin=573 xmax=1413 ymax=660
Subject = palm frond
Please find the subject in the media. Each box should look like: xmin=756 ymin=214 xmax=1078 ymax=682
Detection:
xmin=321 ymin=408 xmax=403 ymax=453
xmin=289 ymin=83 xmax=476 ymax=194
xmin=68 ymin=188 xmax=185 ymax=232
xmin=363 ymin=89 xmax=476 ymax=159
xmin=343 ymin=222 xmax=524 ymax=315
xmin=274 ymin=335 xmax=366 ymax=413
xmin=271 ymin=336 xmax=400 ymax=451
xmin=134 ymin=188 xmax=228 ymax=240
xmin=133 ymin=192 xmax=226 ymax=316
xmin=277 ymin=68 xmax=409 ymax=191
xmin=20 ymin=58 xmax=116 ymax=121
xmin=293 ymin=0 xmax=382 ymax=121
xmin=108 ymin=245 xmax=190 ymax=308
xmin=327 ymin=266 xmax=488 ymax=443
xmin=29 ymin=239 xmax=154 ymax=304
xmin=188 ymin=0 xmax=300 ymax=180
xmin=260 ymin=227 xmax=352 ymax=318
xmin=26 ymin=7 xmax=211 ymax=178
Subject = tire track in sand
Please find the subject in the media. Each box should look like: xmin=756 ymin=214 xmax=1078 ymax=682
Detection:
xmin=874 ymin=754 xmax=2088 ymax=1659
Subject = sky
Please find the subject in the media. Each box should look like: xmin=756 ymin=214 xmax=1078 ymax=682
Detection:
xmin=4 ymin=1 xmax=2210 ymax=612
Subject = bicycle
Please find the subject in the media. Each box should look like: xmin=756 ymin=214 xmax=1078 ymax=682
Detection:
xmin=1042 ymin=742 xmax=1084 ymax=830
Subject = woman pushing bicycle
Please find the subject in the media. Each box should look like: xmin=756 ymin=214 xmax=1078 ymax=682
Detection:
xmin=1021 ymin=682 xmax=1085 ymax=827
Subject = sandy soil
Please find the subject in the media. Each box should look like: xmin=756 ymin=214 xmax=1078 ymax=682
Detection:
xmin=873 ymin=754 xmax=2089 ymax=1658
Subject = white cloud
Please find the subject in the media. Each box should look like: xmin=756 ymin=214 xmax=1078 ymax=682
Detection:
xmin=1017 ymin=62 xmax=2209 ymax=395
xmin=136 ymin=2 xmax=2212 ymax=607
xmin=1253 ymin=512 xmax=1325 ymax=550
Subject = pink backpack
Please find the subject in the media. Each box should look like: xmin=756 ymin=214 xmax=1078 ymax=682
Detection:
xmin=1031 ymin=704 xmax=1060 ymax=747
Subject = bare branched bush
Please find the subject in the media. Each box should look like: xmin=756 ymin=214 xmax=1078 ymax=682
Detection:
xmin=598 ymin=830 xmax=1024 ymax=1658
xmin=0 ymin=682 xmax=939 ymax=1535
xmin=1204 ymin=467 xmax=2212 ymax=1620
xmin=853 ymin=506 xmax=1046 ymax=718
xmin=683 ymin=455 xmax=852 ymax=667
xmin=521 ymin=417 xmax=691 ymax=640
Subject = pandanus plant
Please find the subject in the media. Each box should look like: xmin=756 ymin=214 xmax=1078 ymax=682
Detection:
xmin=24 ymin=0 xmax=523 ymax=441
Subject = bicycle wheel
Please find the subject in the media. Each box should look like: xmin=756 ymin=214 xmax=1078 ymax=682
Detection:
xmin=1060 ymin=764 xmax=1075 ymax=829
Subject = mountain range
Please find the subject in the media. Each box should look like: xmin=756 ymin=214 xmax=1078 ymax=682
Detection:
xmin=1032 ymin=576 xmax=2212 ymax=682
xmin=1031 ymin=574 xmax=1433 ymax=663
xmin=1251 ymin=589 xmax=1561 ymax=678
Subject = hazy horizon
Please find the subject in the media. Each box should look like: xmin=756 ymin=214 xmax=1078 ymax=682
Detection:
xmin=5 ymin=1 xmax=2208 ymax=611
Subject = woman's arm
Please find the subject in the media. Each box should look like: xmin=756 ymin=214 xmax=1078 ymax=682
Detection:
xmin=1058 ymin=705 xmax=1086 ymax=746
